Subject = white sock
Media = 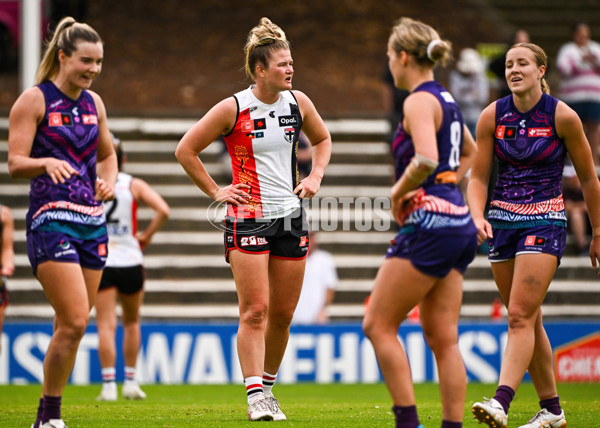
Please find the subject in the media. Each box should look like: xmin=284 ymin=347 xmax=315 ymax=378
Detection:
xmin=245 ymin=376 xmax=265 ymax=405
xmin=124 ymin=366 xmax=136 ymax=384
xmin=101 ymin=367 xmax=116 ymax=384
xmin=262 ymin=371 xmax=277 ymax=397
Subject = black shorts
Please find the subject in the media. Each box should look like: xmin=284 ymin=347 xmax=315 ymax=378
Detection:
xmin=224 ymin=208 xmax=309 ymax=262
xmin=0 ymin=277 xmax=8 ymax=308
xmin=98 ymin=265 xmax=145 ymax=294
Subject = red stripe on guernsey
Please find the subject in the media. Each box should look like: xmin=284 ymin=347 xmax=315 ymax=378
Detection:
xmin=32 ymin=200 xmax=104 ymax=219
xmin=408 ymin=189 xmax=470 ymax=216
xmin=132 ymin=199 xmax=138 ymax=236
xmin=226 ymin=107 xmax=263 ymax=218
xmin=490 ymin=195 xmax=564 ymax=215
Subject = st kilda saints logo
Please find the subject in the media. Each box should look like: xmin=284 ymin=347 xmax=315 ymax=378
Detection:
xmin=279 ymin=115 xmax=298 ymax=143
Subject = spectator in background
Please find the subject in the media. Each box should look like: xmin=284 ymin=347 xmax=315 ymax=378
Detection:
xmin=382 ymin=65 xmax=410 ymax=145
xmin=449 ymin=48 xmax=489 ymax=137
xmin=450 ymin=48 xmax=490 ymax=195
xmin=0 ymin=203 xmax=15 ymax=353
xmin=95 ymin=137 xmax=170 ymax=402
xmin=292 ymin=231 xmax=337 ymax=325
xmin=563 ymin=158 xmax=589 ymax=256
xmin=489 ymin=29 xmax=531 ymax=99
xmin=556 ymin=22 xmax=600 ymax=166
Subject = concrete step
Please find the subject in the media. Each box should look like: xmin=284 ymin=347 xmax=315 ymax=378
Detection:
xmin=5 ymin=301 xmax=599 ymax=322
xmin=0 ymin=117 xmax=391 ymax=140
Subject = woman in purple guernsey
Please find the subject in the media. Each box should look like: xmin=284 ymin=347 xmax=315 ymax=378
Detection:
xmin=8 ymin=17 xmax=117 ymax=428
xmin=469 ymin=43 xmax=600 ymax=428
xmin=363 ymin=18 xmax=477 ymax=428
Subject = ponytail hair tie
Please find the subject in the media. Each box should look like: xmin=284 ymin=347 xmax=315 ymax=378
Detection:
xmin=426 ymin=39 xmax=443 ymax=61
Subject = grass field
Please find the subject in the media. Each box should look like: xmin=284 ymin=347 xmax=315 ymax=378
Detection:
xmin=1 ymin=382 xmax=599 ymax=427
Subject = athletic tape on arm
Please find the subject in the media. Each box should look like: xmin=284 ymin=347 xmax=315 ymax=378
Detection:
xmin=405 ymin=153 xmax=439 ymax=184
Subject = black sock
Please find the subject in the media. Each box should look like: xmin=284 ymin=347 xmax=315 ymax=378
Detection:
xmin=539 ymin=396 xmax=562 ymax=416
xmin=392 ymin=405 xmax=420 ymax=428
xmin=493 ymin=385 xmax=515 ymax=414
xmin=41 ymin=395 xmax=61 ymax=423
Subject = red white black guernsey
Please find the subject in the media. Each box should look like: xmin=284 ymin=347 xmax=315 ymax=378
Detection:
xmin=223 ymin=86 xmax=303 ymax=219
xmin=104 ymin=173 xmax=143 ymax=267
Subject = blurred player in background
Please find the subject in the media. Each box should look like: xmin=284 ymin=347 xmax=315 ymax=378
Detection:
xmin=0 ymin=203 xmax=15 ymax=353
xmin=363 ymin=17 xmax=477 ymax=428
xmin=8 ymin=17 xmax=117 ymax=428
xmin=95 ymin=136 xmax=170 ymax=401
xmin=176 ymin=17 xmax=331 ymax=421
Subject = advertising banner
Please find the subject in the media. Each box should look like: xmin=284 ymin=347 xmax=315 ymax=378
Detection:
xmin=1 ymin=322 xmax=599 ymax=385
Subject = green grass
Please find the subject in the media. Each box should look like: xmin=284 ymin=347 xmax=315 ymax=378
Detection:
xmin=1 ymin=382 xmax=599 ymax=427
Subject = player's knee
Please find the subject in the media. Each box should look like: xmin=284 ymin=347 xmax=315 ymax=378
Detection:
xmin=423 ymin=331 xmax=456 ymax=355
xmin=97 ymin=313 xmax=118 ymax=332
xmin=121 ymin=311 xmax=141 ymax=326
xmin=58 ymin=314 xmax=89 ymax=343
xmin=506 ymin=308 xmax=535 ymax=330
xmin=362 ymin=316 xmax=385 ymax=341
xmin=240 ymin=303 xmax=268 ymax=328
xmin=268 ymin=309 xmax=295 ymax=330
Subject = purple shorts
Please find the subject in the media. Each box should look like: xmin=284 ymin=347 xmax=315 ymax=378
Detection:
xmin=27 ymin=227 xmax=108 ymax=277
xmin=487 ymin=224 xmax=566 ymax=263
xmin=386 ymin=228 xmax=478 ymax=278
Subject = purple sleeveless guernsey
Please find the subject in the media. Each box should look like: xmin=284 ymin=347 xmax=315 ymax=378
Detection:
xmin=391 ymin=80 xmax=475 ymax=234
xmin=26 ymin=81 xmax=105 ymax=236
xmin=488 ymin=93 xmax=567 ymax=229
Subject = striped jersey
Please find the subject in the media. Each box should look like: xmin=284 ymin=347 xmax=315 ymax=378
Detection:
xmin=104 ymin=173 xmax=143 ymax=267
xmin=556 ymin=40 xmax=600 ymax=103
xmin=26 ymin=81 xmax=105 ymax=235
xmin=223 ymin=86 xmax=303 ymax=219
xmin=489 ymin=93 xmax=567 ymax=229
xmin=392 ymin=80 xmax=474 ymax=233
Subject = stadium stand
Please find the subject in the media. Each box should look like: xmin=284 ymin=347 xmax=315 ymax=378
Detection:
xmin=1 ymin=117 xmax=599 ymax=322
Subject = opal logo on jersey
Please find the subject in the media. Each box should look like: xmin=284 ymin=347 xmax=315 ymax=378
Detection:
xmin=528 ymin=127 xmax=552 ymax=137
xmin=278 ymin=115 xmax=298 ymax=127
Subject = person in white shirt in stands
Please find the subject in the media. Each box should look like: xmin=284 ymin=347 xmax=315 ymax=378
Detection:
xmin=556 ymin=22 xmax=600 ymax=166
xmin=292 ymin=231 xmax=337 ymax=325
